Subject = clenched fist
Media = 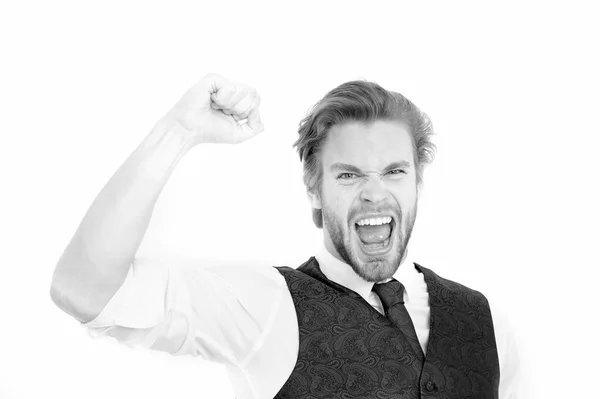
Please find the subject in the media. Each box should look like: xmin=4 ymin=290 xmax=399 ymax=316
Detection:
xmin=165 ymin=74 xmax=263 ymax=145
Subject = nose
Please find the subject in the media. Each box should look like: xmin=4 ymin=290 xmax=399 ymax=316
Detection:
xmin=360 ymin=176 xmax=390 ymax=204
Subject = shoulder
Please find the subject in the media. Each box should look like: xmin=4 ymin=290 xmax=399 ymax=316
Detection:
xmin=171 ymin=259 xmax=292 ymax=309
xmin=194 ymin=260 xmax=290 ymax=292
xmin=415 ymin=264 xmax=485 ymax=293
xmin=415 ymin=263 xmax=492 ymax=309
xmin=274 ymin=257 xmax=318 ymax=281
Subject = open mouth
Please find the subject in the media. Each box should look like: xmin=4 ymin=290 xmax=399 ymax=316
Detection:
xmin=354 ymin=216 xmax=395 ymax=255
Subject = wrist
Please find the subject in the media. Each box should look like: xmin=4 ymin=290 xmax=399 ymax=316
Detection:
xmin=151 ymin=113 xmax=198 ymax=151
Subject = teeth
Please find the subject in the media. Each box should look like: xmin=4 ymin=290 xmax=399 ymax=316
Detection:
xmin=356 ymin=216 xmax=392 ymax=226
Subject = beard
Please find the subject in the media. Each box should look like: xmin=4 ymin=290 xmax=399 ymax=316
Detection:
xmin=322 ymin=201 xmax=417 ymax=283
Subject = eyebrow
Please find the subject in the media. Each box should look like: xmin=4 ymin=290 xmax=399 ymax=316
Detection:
xmin=330 ymin=161 xmax=412 ymax=174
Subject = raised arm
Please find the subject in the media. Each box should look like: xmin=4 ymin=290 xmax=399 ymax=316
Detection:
xmin=50 ymin=74 xmax=263 ymax=323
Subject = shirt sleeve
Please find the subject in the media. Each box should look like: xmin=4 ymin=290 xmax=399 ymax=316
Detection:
xmin=83 ymin=257 xmax=290 ymax=367
xmin=489 ymin=300 xmax=521 ymax=399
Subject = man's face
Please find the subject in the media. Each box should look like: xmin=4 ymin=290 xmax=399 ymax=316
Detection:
xmin=309 ymin=120 xmax=419 ymax=282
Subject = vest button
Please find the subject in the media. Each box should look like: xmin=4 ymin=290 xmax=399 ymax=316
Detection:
xmin=425 ymin=381 xmax=436 ymax=392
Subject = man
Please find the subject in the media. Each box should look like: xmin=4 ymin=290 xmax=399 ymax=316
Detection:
xmin=50 ymin=74 xmax=518 ymax=398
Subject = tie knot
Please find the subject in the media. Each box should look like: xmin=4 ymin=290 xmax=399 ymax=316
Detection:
xmin=372 ymin=279 xmax=405 ymax=311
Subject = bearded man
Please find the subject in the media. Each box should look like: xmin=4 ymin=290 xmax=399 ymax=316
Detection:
xmin=50 ymin=74 xmax=519 ymax=398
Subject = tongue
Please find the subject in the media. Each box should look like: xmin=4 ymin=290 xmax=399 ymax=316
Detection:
xmin=356 ymin=224 xmax=391 ymax=244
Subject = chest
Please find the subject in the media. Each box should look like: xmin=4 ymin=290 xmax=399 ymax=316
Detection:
xmin=273 ymin=262 xmax=500 ymax=399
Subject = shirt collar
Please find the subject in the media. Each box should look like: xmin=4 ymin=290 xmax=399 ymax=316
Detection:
xmin=315 ymin=243 xmax=419 ymax=301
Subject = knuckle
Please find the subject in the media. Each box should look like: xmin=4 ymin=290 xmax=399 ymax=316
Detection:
xmin=229 ymin=105 xmax=246 ymax=116
xmin=215 ymin=87 xmax=234 ymax=104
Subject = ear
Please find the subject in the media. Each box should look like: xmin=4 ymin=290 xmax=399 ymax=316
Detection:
xmin=307 ymin=189 xmax=322 ymax=209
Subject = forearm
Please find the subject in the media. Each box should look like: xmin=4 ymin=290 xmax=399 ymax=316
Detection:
xmin=51 ymin=116 xmax=194 ymax=322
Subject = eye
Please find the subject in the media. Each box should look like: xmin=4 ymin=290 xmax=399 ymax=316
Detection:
xmin=386 ymin=169 xmax=407 ymax=176
xmin=337 ymin=172 xmax=357 ymax=180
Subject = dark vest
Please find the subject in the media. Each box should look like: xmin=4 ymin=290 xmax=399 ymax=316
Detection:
xmin=273 ymin=257 xmax=499 ymax=399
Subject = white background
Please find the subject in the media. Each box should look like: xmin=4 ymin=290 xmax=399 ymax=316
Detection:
xmin=1 ymin=1 xmax=598 ymax=398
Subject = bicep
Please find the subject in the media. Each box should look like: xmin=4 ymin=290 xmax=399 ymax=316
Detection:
xmin=83 ymin=258 xmax=189 ymax=353
xmin=182 ymin=263 xmax=290 ymax=364
xmin=83 ymin=258 xmax=288 ymax=366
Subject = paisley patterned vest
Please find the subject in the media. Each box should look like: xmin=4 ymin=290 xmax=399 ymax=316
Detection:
xmin=273 ymin=257 xmax=500 ymax=399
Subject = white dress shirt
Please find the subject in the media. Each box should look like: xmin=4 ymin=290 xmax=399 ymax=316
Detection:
xmin=84 ymin=247 xmax=519 ymax=398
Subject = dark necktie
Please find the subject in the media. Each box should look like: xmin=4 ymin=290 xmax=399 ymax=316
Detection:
xmin=372 ymin=279 xmax=425 ymax=362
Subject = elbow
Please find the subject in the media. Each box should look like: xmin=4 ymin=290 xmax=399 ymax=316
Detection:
xmin=50 ymin=248 xmax=132 ymax=323
xmin=49 ymin=281 xmax=72 ymax=316
xmin=49 ymin=270 xmax=69 ymax=312
xmin=49 ymin=272 xmax=99 ymax=323
xmin=50 ymin=246 xmax=91 ymax=321
xmin=49 ymin=282 xmax=62 ymax=309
